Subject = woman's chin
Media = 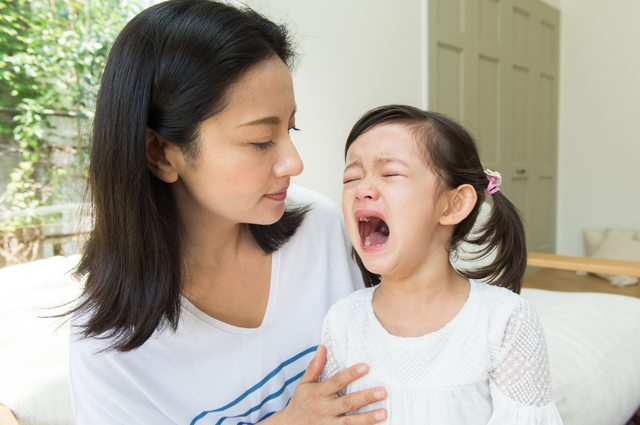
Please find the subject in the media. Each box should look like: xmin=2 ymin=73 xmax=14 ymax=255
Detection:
xmin=252 ymin=204 xmax=286 ymax=226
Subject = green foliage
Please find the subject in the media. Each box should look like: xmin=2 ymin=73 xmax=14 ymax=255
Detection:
xmin=0 ymin=0 xmax=142 ymax=264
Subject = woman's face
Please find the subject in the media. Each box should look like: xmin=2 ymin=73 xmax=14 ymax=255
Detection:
xmin=170 ymin=56 xmax=303 ymax=228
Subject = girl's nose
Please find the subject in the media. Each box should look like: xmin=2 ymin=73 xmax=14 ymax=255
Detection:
xmin=273 ymin=137 xmax=304 ymax=178
xmin=354 ymin=178 xmax=379 ymax=201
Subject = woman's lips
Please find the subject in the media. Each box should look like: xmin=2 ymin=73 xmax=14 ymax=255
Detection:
xmin=264 ymin=187 xmax=288 ymax=201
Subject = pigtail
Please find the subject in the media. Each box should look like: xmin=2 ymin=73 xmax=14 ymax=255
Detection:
xmin=456 ymin=190 xmax=527 ymax=294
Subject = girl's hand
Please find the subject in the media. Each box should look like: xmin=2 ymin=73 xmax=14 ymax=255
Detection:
xmin=265 ymin=345 xmax=388 ymax=424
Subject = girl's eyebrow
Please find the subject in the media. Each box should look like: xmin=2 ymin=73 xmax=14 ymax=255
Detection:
xmin=344 ymin=156 xmax=409 ymax=172
xmin=344 ymin=159 xmax=361 ymax=172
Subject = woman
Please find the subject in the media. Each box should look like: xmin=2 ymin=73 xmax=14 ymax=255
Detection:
xmin=69 ymin=0 xmax=387 ymax=423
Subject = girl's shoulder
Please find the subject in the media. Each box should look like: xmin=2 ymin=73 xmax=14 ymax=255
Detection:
xmin=470 ymin=280 xmax=542 ymax=344
xmin=324 ymin=287 xmax=375 ymax=322
xmin=471 ymin=279 xmax=532 ymax=313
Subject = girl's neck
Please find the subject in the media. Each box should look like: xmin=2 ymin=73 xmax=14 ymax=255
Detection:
xmin=373 ymin=262 xmax=470 ymax=338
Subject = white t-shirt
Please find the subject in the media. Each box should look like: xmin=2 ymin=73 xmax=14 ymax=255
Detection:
xmin=70 ymin=185 xmax=363 ymax=425
xmin=320 ymin=280 xmax=564 ymax=424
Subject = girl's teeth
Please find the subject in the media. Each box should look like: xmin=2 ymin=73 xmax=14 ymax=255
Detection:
xmin=364 ymin=235 xmax=385 ymax=248
xmin=360 ymin=217 xmax=370 ymax=222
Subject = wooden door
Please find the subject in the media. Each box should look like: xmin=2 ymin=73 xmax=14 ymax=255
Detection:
xmin=429 ymin=0 xmax=559 ymax=253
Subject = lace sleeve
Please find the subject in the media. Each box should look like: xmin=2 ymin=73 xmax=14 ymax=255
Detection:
xmin=491 ymin=300 xmax=554 ymax=407
xmin=319 ymin=310 xmax=346 ymax=382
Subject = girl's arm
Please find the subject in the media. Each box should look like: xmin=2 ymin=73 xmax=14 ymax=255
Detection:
xmin=260 ymin=346 xmax=387 ymax=424
xmin=487 ymin=299 xmax=563 ymax=424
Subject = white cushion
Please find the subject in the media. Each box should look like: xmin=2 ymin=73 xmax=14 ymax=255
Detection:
xmin=591 ymin=229 xmax=640 ymax=287
xmin=583 ymin=228 xmax=637 ymax=257
xmin=522 ymin=288 xmax=640 ymax=425
xmin=0 ymin=255 xmax=81 ymax=425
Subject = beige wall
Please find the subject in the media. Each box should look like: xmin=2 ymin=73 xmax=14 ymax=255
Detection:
xmin=556 ymin=0 xmax=640 ymax=255
xmin=247 ymin=0 xmax=426 ymax=205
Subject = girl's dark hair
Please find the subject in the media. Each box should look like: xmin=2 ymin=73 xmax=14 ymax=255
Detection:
xmin=345 ymin=105 xmax=526 ymax=293
xmin=71 ymin=0 xmax=307 ymax=352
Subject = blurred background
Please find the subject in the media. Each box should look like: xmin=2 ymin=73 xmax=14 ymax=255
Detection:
xmin=1 ymin=0 xmax=638 ymax=267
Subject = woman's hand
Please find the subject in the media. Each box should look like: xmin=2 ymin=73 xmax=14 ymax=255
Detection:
xmin=263 ymin=345 xmax=388 ymax=424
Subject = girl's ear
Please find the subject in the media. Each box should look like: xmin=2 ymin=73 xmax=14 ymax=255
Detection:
xmin=145 ymin=128 xmax=180 ymax=183
xmin=439 ymin=184 xmax=477 ymax=226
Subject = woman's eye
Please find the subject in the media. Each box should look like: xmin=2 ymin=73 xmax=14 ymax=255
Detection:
xmin=252 ymin=141 xmax=275 ymax=151
xmin=288 ymin=126 xmax=301 ymax=133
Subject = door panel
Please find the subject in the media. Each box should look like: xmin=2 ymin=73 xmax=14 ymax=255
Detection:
xmin=429 ymin=0 xmax=559 ymax=253
xmin=436 ymin=43 xmax=464 ymax=120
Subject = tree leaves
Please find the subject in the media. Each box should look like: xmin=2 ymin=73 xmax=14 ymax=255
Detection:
xmin=0 ymin=0 xmax=142 ymax=264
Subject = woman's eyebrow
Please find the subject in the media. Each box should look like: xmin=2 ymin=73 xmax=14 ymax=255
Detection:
xmin=235 ymin=106 xmax=297 ymax=128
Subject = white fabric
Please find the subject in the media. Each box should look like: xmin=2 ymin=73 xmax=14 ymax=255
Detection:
xmin=0 ymin=254 xmax=81 ymax=425
xmin=521 ymin=288 xmax=640 ymax=425
xmin=69 ymin=185 xmax=363 ymax=425
xmin=582 ymin=228 xmax=637 ymax=257
xmin=590 ymin=229 xmax=640 ymax=287
xmin=320 ymin=280 xmax=563 ymax=424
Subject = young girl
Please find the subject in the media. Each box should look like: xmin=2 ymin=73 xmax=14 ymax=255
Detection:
xmin=321 ymin=105 xmax=563 ymax=424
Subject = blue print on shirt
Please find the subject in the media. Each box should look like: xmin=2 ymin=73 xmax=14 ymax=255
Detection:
xmin=190 ymin=346 xmax=318 ymax=425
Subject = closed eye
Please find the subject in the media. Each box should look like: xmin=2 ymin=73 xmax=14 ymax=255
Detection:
xmin=383 ymin=173 xmax=399 ymax=177
xmin=343 ymin=177 xmax=360 ymax=184
xmin=252 ymin=141 xmax=275 ymax=151
xmin=288 ymin=127 xmax=301 ymax=133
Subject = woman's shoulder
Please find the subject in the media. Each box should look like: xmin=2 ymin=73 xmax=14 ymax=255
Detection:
xmin=285 ymin=184 xmax=344 ymax=237
xmin=287 ymin=184 xmax=340 ymax=215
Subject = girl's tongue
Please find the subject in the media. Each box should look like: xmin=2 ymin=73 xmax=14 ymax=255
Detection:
xmin=360 ymin=217 xmax=390 ymax=247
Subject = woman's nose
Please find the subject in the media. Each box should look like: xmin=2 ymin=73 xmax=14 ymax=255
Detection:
xmin=273 ymin=137 xmax=304 ymax=178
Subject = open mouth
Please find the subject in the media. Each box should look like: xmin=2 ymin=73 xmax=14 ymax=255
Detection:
xmin=359 ymin=216 xmax=390 ymax=248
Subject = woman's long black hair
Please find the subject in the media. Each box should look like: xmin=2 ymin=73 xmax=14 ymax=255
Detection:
xmin=345 ymin=105 xmax=526 ymax=293
xmin=71 ymin=0 xmax=307 ymax=352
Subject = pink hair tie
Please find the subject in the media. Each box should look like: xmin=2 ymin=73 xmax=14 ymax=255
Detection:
xmin=484 ymin=169 xmax=502 ymax=195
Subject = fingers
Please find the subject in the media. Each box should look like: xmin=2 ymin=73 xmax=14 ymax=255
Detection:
xmin=298 ymin=345 xmax=327 ymax=385
xmin=333 ymin=387 xmax=387 ymax=417
xmin=341 ymin=408 xmax=388 ymax=424
xmin=288 ymin=349 xmax=388 ymax=424
xmin=322 ymin=362 xmax=370 ymax=395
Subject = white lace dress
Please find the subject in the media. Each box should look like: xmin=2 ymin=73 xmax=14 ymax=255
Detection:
xmin=320 ymin=280 xmax=563 ymax=424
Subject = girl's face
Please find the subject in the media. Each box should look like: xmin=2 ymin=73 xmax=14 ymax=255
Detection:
xmin=170 ymin=56 xmax=303 ymax=228
xmin=342 ymin=123 xmax=451 ymax=278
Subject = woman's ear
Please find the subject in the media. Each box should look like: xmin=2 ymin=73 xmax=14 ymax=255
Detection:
xmin=439 ymin=184 xmax=477 ymax=226
xmin=145 ymin=128 xmax=180 ymax=183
